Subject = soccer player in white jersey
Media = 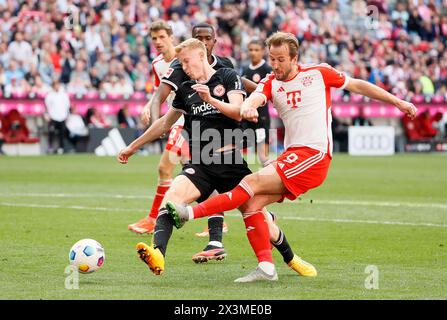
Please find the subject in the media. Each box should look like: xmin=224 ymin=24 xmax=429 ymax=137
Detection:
xmin=167 ymin=31 xmax=418 ymax=282
xmin=128 ymin=21 xmax=188 ymax=234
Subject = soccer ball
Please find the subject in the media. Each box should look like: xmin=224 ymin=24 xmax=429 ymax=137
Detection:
xmin=68 ymin=239 xmax=105 ymax=273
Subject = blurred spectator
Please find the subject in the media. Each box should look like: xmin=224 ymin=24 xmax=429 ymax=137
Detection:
xmin=93 ymin=52 xmax=110 ymax=80
xmin=432 ymin=112 xmax=445 ymax=138
xmin=29 ymin=75 xmax=51 ymax=97
xmin=7 ymin=32 xmax=32 ymax=65
xmin=117 ymin=104 xmax=138 ymax=128
xmin=4 ymin=77 xmax=29 ymax=97
xmin=44 ymin=81 xmax=70 ymax=154
xmin=402 ymin=115 xmax=423 ymax=141
xmin=4 ymin=60 xmax=25 ymax=86
xmin=1 ymin=109 xmax=39 ymax=143
xmin=69 ymin=60 xmax=91 ymax=88
xmin=417 ymin=109 xmax=438 ymax=138
xmin=169 ymin=12 xmax=188 ymax=40
xmin=38 ymin=53 xmax=55 ymax=86
xmin=85 ymin=107 xmax=111 ymax=128
xmin=66 ymin=105 xmax=89 ymax=152
xmin=59 ymin=50 xmax=76 ymax=84
xmin=352 ymin=108 xmax=373 ymax=126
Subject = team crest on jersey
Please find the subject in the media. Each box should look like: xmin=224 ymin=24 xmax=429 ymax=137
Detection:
xmin=165 ymin=68 xmax=174 ymax=78
xmin=301 ymin=76 xmax=313 ymax=87
xmin=252 ymin=73 xmax=261 ymax=83
xmin=213 ymin=84 xmax=226 ymax=97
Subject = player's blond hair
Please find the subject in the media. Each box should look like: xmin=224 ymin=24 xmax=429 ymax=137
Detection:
xmin=150 ymin=20 xmax=173 ymax=36
xmin=175 ymin=38 xmax=207 ymax=55
xmin=266 ymin=32 xmax=299 ymax=59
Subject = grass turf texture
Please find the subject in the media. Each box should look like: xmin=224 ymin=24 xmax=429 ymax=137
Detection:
xmin=0 ymin=154 xmax=446 ymax=300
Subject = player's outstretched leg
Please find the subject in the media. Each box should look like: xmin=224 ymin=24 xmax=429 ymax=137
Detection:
xmin=234 ymin=210 xmax=277 ymax=283
xmin=192 ymin=214 xmax=227 ymax=263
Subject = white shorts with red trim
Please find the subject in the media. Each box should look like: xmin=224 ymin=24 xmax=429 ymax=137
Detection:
xmin=165 ymin=125 xmax=189 ymax=158
xmin=275 ymin=146 xmax=331 ymax=201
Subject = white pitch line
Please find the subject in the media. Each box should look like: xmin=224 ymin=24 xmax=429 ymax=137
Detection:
xmin=277 ymin=215 xmax=447 ymax=229
xmin=1 ymin=202 xmax=446 ymax=229
xmin=0 ymin=192 xmax=149 ymax=199
xmin=0 ymin=202 xmax=147 ymax=213
xmin=308 ymin=199 xmax=447 ymax=210
xmin=1 ymin=192 xmax=447 ymax=210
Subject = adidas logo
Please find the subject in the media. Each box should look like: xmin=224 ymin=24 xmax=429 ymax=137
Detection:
xmin=95 ymin=128 xmax=127 ymax=156
xmin=277 ymin=86 xmax=285 ymax=92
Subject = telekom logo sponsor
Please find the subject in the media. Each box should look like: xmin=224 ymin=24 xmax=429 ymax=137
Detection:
xmin=286 ymin=90 xmax=301 ymax=109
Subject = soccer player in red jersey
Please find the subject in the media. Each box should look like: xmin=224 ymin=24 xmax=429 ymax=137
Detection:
xmin=119 ymin=38 xmax=317 ymax=279
xmin=167 ymin=32 xmax=418 ymax=282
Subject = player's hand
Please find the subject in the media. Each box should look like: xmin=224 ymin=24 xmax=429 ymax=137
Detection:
xmin=240 ymin=106 xmax=259 ymax=123
xmin=141 ymin=106 xmax=151 ymax=126
xmin=117 ymin=146 xmax=137 ymax=164
xmin=191 ymin=84 xmax=212 ymax=103
xmin=396 ymin=100 xmax=417 ymax=119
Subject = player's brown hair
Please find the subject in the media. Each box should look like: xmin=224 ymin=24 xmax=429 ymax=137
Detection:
xmin=175 ymin=38 xmax=207 ymax=55
xmin=150 ymin=20 xmax=173 ymax=36
xmin=265 ymin=32 xmax=299 ymax=59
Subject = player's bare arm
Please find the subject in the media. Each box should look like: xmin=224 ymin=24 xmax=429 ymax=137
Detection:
xmin=117 ymin=108 xmax=182 ymax=164
xmin=191 ymin=84 xmax=244 ymax=121
xmin=240 ymin=92 xmax=266 ymax=123
xmin=141 ymin=82 xmax=173 ymax=126
xmin=241 ymin=77 xmax=257 ymax=94
xmin=345 ymin=78 xmax=418 ymax=119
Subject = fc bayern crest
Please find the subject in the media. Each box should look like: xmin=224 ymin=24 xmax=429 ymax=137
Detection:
xmin=213 ymin=84 xmax=226 ymax=96
xmin=301 ymin=76 xmax=313 ymax=87
xmin=252 ymin=73 xmax=261 ymax=83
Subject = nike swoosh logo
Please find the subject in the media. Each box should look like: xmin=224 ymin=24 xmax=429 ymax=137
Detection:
xmin=188 ymin=92 xmax=197 ymax=99
xmin=153 ymin=230 xmax=163 ymax=235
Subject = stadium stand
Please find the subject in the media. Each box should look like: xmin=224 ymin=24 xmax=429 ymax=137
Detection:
xmin=0 ymin=0 xmax=446 ymax=154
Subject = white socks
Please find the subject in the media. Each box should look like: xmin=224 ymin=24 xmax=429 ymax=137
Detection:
xmin=187 ymin=206 xmax=194 ymax=220
xmin=258 ymin=261 xmax=276 ymax=276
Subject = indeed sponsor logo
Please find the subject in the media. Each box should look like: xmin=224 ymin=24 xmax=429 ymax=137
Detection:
xmin=191 ymin=102 xmax=219 ymax=115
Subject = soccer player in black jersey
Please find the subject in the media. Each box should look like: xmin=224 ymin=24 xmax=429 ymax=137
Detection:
xmin=132 ymin=23 xmax=257 ymax=263
xmin=118 ymin=38 xmax=249 ymax=275
xmin=242 ymin=39 xmax=273 ymax=166
xmin=118 ymin=39 xmax=314 ymax=281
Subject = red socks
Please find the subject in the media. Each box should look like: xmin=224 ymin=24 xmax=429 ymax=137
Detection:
xmin=244 ymin=211 xmax=273 ymax=263
xmin=192 ymin=183 xmax=254 ymax=219
xmin=149 ymin=180 xmax=172 ymax=219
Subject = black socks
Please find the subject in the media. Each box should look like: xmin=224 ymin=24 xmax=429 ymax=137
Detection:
xmin=153 ymin=207 xmax=173 ymax=256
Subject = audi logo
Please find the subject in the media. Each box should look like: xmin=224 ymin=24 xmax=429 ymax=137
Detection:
xmin=353 ymin=134 xmax=393 ymax=150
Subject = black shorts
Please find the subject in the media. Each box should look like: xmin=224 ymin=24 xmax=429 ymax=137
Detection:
xmin=179 ymin=151 xmax=252 ymax=202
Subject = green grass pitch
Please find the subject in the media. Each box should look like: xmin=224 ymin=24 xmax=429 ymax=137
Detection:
xmin=0 ymin=154 xmax=446 ymax=299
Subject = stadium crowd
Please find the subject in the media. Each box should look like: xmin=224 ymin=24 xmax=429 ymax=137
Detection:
xmin=0 ymin=0 xmax=446 ymax=100
xmin=0 ymin=0 xmax=447 ymax=154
